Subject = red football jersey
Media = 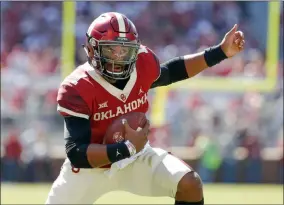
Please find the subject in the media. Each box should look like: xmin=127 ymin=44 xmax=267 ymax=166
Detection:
xmin=57 ymin=45 xmax=160 ymax=144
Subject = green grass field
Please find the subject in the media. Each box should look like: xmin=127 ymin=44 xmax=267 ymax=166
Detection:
xmin=1 ymin=183 xmax=283 ymax=204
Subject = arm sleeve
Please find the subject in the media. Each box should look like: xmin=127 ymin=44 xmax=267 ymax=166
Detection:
xmin=57 ymin=84 xmax=91 ymax=119
xmin=150 ymin=56 xmax=189 ymax=89
xmin=64 ymin=116 xmax=92 ymax=168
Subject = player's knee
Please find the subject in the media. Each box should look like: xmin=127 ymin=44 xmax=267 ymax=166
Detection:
xmin=177 ymin=171 xmax=203 ymax=197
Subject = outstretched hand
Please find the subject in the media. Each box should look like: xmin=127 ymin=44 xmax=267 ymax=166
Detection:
xmin=220 ymin=24 xmax=245 ymax=58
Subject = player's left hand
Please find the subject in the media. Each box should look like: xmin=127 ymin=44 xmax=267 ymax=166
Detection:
xmin=220 ymin=24 xmax=245 ymax=58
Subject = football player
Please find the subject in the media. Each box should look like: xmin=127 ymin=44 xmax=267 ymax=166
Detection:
xmin=46 ymin=12 xmax=244 ymax=204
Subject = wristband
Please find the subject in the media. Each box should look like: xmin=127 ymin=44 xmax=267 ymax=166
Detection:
xmin=106 ymin=143 xmax=130 ymax=163
xmin=124 ymin=140 xmax=136 ymax=156
xmin=204 ymin=44 xmax=228 ymax=67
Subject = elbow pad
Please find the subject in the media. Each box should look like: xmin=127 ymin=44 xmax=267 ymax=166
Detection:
xmin=151 ymin=56 xmax=187 ymax=88
xmin=166 ymin=56 xmax=188 ymax=84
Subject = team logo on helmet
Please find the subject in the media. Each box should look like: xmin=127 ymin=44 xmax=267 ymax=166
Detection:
xmin=89 ymin=38 xmax=96 ymax=46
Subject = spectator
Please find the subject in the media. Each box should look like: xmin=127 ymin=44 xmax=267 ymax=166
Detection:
xmin=2 ymin=130 xmax=23 ymax=182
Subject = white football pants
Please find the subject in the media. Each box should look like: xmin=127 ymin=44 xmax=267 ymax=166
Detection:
xmin=45 ymin=147 xmax=191 ymax=204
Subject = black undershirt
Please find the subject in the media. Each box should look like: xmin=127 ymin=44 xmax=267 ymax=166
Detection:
xmin=112 ymin=77 xmax=129 ymax=90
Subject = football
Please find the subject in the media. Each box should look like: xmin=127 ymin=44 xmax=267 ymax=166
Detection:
xmin=103 ymin=112 xmax=148 ymax=144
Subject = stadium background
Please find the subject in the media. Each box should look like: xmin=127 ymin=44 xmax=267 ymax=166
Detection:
xmin=1 ymin=1 xmax=283 ymax=204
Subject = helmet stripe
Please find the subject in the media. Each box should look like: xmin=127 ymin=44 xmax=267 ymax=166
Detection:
xmin=114 ymin=12 xmax=126 ymax=37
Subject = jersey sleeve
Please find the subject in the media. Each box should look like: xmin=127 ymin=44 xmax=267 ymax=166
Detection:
xmin=138 ymin=46 xmax=161 ymax=84
xmin=146 ymin=47 xmax=161 ymax=83
xmin=57 ymin=84 xmax=91 ymax=119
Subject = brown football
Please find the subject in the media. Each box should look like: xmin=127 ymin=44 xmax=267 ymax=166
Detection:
xmin=103 ymin=112 xmax=147 ymax=144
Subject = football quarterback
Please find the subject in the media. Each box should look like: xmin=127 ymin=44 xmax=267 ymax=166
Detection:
xmin=46 ymin=12 xmax=244 ymax=204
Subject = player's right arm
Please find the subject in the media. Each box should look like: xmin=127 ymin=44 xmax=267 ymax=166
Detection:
xmin=57 ymin=84 xmax=149 ymax=168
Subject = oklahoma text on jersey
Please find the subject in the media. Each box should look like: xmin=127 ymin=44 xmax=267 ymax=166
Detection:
xmin=93 ymin=93 xmax=147 ymax=121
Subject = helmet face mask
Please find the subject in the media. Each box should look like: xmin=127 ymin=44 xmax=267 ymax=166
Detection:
xmin=84 ymin=12 xmax=141 ymax=80
xmin=97 ymin=40 xmax=140 ymax=80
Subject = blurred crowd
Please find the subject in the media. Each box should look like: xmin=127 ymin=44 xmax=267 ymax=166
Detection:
xmin=1 ymin=1 xmax=283 ymax=183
